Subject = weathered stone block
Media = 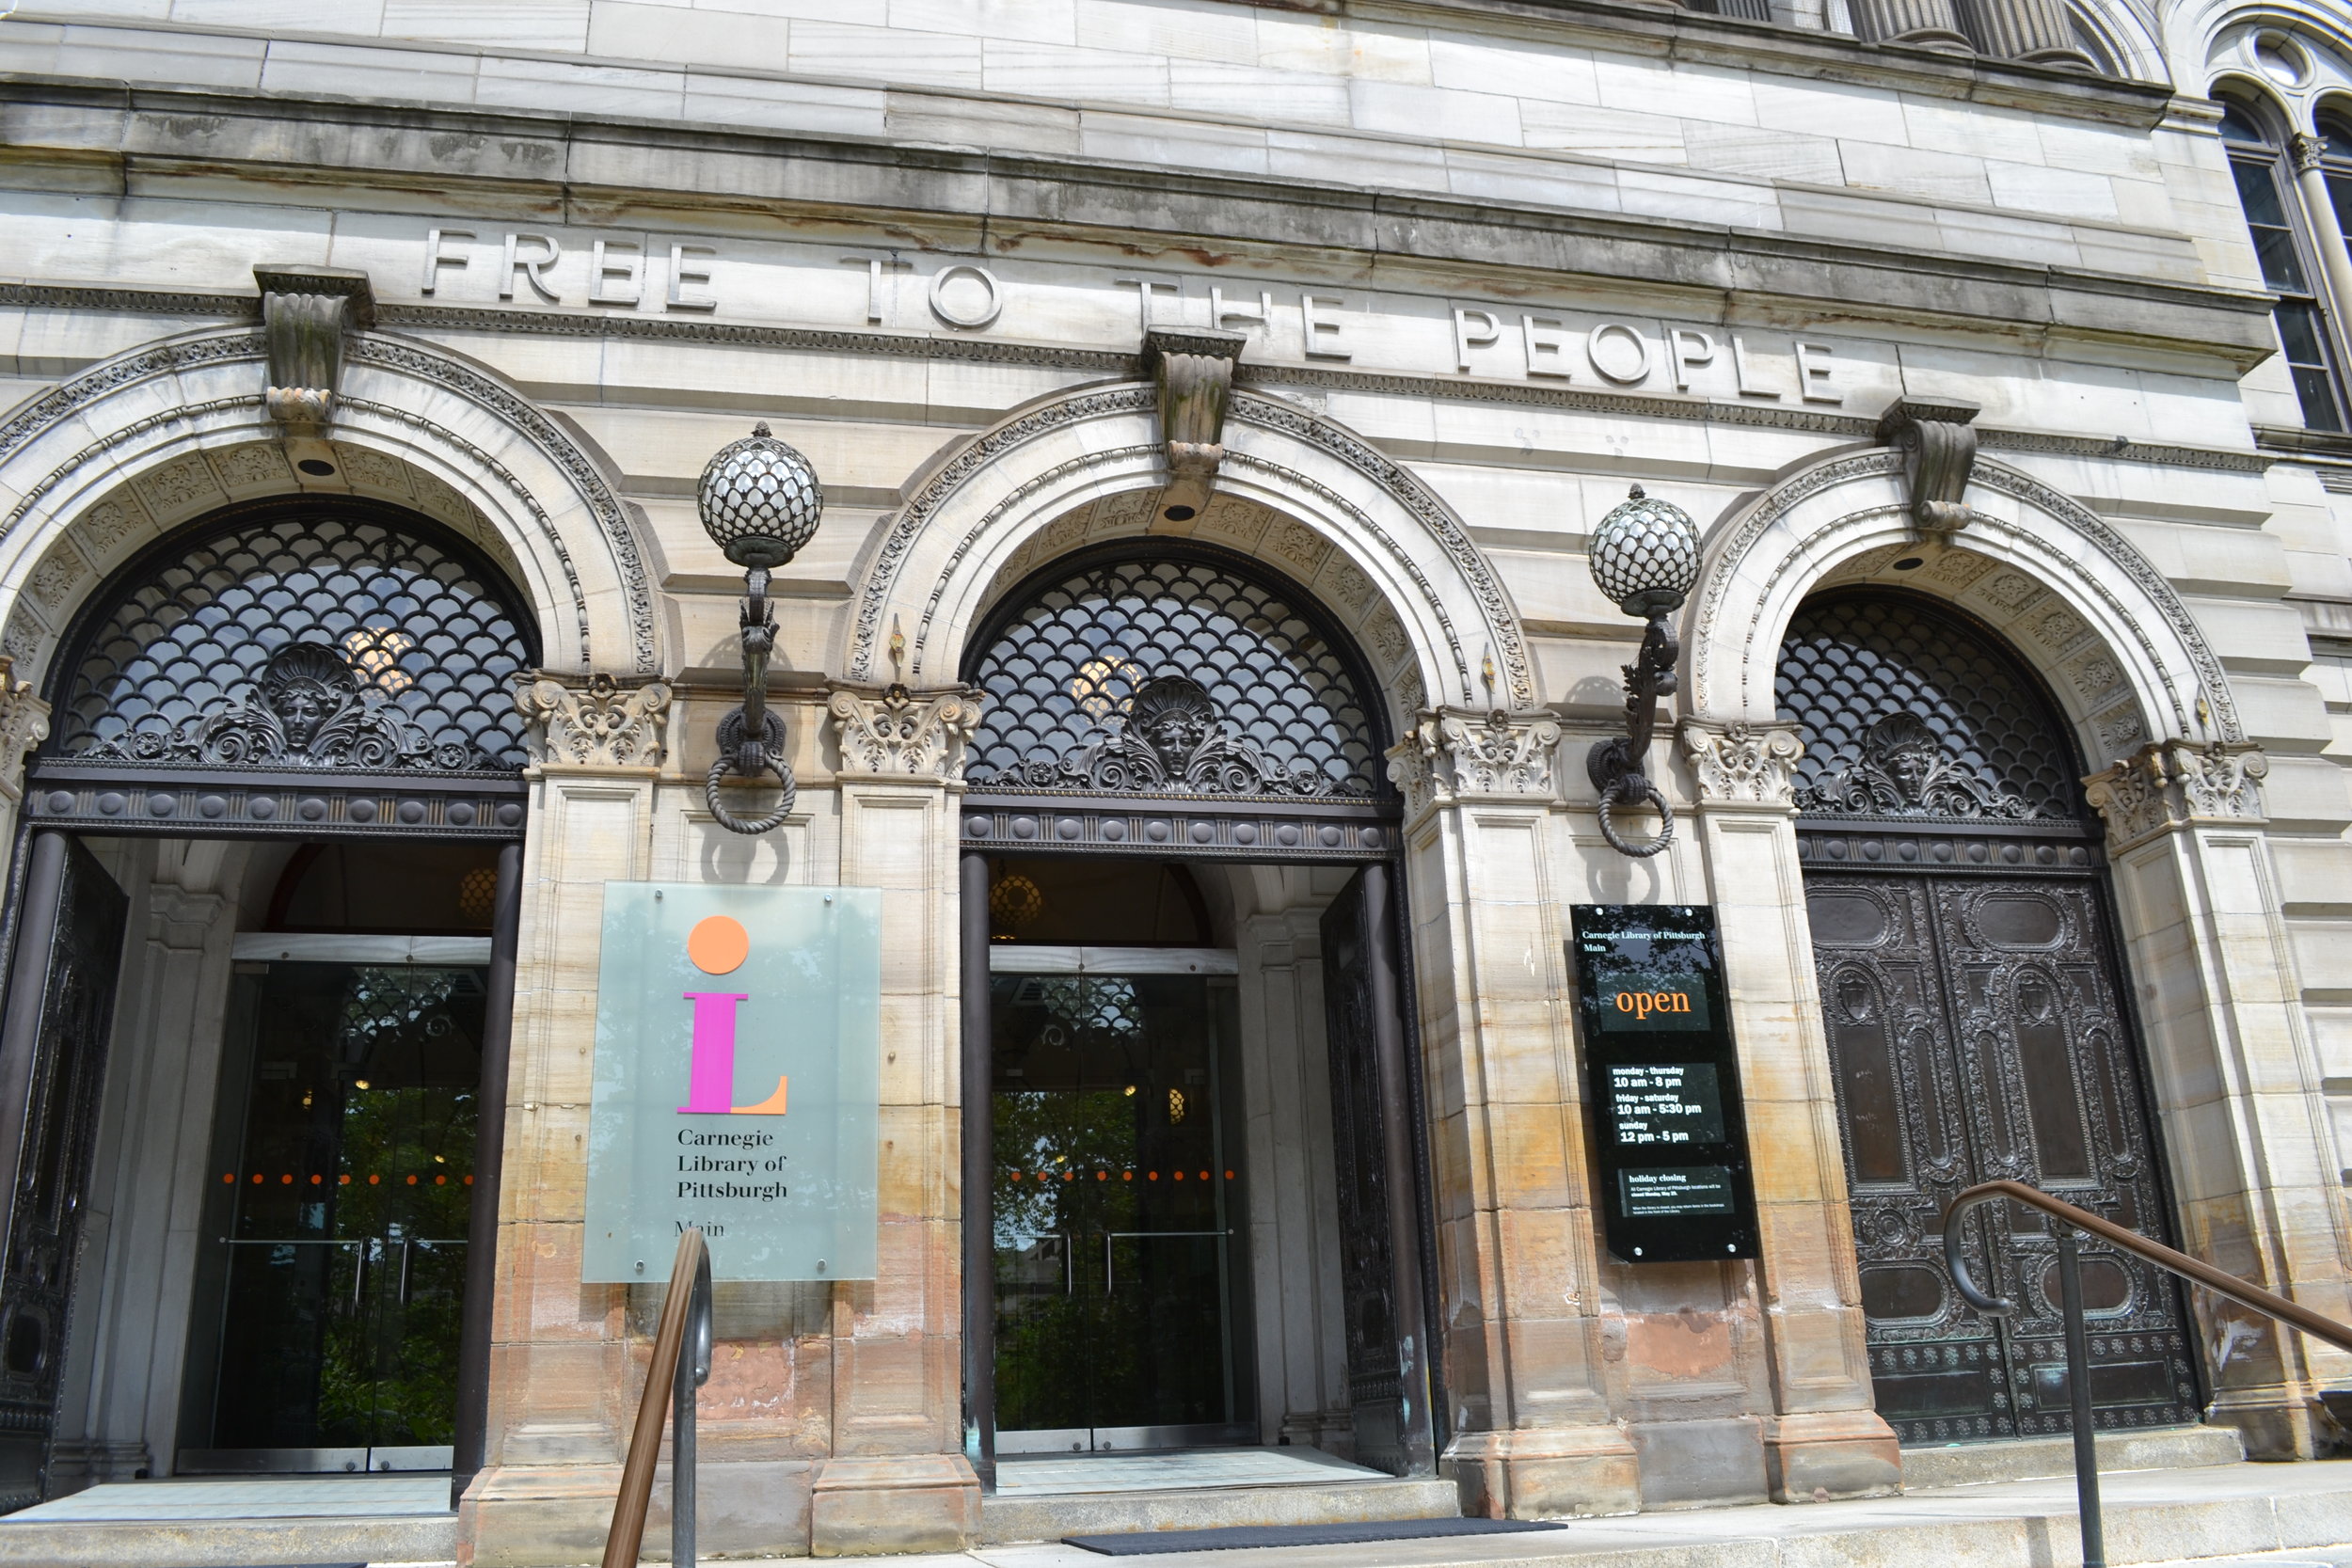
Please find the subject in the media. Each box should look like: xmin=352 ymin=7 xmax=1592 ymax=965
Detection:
xmin=1761 ymin=1409 xmax=1901 ymax=1501
xmin=809 ymin=1453 xmax=980 ymax=1556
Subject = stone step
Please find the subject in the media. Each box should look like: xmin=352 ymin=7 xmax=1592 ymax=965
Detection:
xmin=0 ymin=1511 xmax=456 ymax=1566
xmin=981 ymin=1474 xmax=1461 ymax=1545
xmin=1901 ymin=1425 xmax=2249 ymax=1490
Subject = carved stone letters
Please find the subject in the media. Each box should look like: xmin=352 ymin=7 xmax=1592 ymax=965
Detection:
xmin=828 ymin=684 xmax=985 ymax=781
xmin=1146 ymin=327 xmax=1246 ymax=518
xmin=2083 ymin=738 xmax=2269 ymax=849
xmin=516 ymin=673 xmax=671 ymax=768
xmin=1877 ymin=397 xmax=1980 ymax=536
xmin=1386 ymin=707 xmax=1564 ymax=815
xmin=256 ymin=264 xmax=376 ymax=436
xmin=1678 ymin=719 xmax=1804 ymax=808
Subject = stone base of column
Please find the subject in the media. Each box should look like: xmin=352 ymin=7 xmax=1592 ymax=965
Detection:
xmin=1443 ymin=1425 xmax=1641 ymax=1520
xmin=812 ymin=1453 xmax=982 ymax=1556
xmin=2209 ymin=1388 xmax=2330 ymax=1460
xmin=457 ymin=1460 xmax=817 ymax=1565
xmin=1760 ymin=1410 xmax=1902 ymax=1502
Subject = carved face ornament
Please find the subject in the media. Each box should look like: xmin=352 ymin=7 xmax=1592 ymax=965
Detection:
xmin=259 ymin=642 xmax=364 ymax=751
xmin=1129 ymin=675 xmax=1216 ymax=771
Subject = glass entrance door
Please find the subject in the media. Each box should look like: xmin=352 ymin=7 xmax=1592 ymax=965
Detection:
xmin=991 ymin=967 xmax=1250 ymax=1451
xmin=183 ymin=960 xmax=485 ymax=1473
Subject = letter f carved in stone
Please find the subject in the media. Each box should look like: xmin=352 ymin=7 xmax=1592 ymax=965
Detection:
xmin=1145 ymin=326 xmax=1247 ymax=522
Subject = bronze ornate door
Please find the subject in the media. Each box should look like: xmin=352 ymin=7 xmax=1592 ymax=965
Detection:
xmin=1783 ymin=590 xmax=2197 ymax=1446
xmin=0 ymin=834 xmax=128 ymax=1510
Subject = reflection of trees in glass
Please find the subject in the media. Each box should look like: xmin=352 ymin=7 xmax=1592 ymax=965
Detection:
xmin=994 ymin=1088 xmax=1136 ymax=1247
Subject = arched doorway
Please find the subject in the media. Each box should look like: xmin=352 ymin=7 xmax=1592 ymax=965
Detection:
xmin=0 ymin=494 xmax=535 ymax=1504
xmin=1782 ymin=589 xmax=2199 ymax=1446
xmin=955 ymin=536 xmax=1438 ymax=1480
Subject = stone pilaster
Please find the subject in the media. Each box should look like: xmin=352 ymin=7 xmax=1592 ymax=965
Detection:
xmin=813 ymin=685 xmax=981 ymax=1555
xmin=1954 ymin=0 xmax=2099 ymax=67
xmin=1844 ymin=0 xmax=1972 ymax=52
xmin=466 ymin=674 xmax=676 ymax=1567
xmin=1387 ymin=711 xmax=1643 ymax=1519
xmin=2086 ymin=737 xmax=2352 ymax=1457
xmin=1677 ymin=719 xmax=1899 ymax=1502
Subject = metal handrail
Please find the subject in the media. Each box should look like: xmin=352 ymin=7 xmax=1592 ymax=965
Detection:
xmin=602 ymin=1227 xmax=713 ymax=1568
xmin=1943 ymin=1180 xmax=2352 ymax=1568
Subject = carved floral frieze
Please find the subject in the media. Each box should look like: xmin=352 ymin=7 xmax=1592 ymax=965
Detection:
xmin=2083 ymin=738 xmax=2268 ymax=848
xmin=1678 ymin=719 xmax=1804 ymax=808
xmin=515 ymin=673 xmax=671 ymax=768
xmin=1386 ymin=707 xmax=1563 ymax=815
xmin=828 ymin=683 xmax=986 ymax=781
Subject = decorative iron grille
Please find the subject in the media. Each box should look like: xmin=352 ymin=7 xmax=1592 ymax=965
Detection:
xmin=1777 ymin=591 xmax=2087 ymax=824
xmin=962 ymin=546 xmax=1380 ymax=800
xmin=49 ymin=501 xmax=537 ymax=774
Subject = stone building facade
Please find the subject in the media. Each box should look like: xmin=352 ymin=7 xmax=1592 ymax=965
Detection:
xmin=1 ymin=0 xmax=2351 ymax=1561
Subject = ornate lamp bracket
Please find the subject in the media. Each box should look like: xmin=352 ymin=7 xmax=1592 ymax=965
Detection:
xmin=1877 ymin=396 xmax=1980 ymax=537
xmin=1145 ymin=327 xmax=1247 ymax=522
xmin=1583 ymin=485 xmax=1701 ymax=857
xmin=696 ymin=424 xmax=824 ymax=834
xmin=254 ymin=264 xmax=375 ymax=436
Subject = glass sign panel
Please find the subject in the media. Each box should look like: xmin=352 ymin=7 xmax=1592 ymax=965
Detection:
xmin=584 ymin=883 xmax=881 ymax=1282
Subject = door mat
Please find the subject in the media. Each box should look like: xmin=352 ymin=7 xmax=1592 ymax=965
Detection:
xmin=1067 ymin=1518 xmax=1568 ymax=1555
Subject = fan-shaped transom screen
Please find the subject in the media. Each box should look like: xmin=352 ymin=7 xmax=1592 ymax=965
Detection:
xmin=962 ymin=546 xmax=1381 ymax=802
xmin=1777 ymin=591 xmax=2088 ymax=825
xmin=50 ymin=500 xmax=538 ymax=776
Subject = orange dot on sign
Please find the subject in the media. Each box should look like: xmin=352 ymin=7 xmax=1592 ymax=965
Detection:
xmin=406 ymin=1175 xmax=419 ymax=1185
xmin=1225 ymin=1170 xmax=1234 ymax=1180
xmin=687 ymin=915 xmax=751 ymax=975
xmin=436 ymin=1175 xmax=448 ymax=1185
xmin=280 ymin=1174 xmax=293 ymax=1184
xmin=251 ymin=1174 xmax=263 ymax=1184
xmin=310 ymin=1174 xmax=323 ymax=1185
xmin=1122 ymin=1171 xmax=1133 ymax=1182
xmin=1174 ymin=1171 xmax=1185 ymax=1180
xmin=221 ymin=1173 xmax=233 ymax=1185
xmin=369 ymin=1175 xmax=381 ymax=1185
xmin=1096 ymin=1171 xmax=1106 ymax=1181
xmin=464 ymin=1174 xmax=474 ymax=1185
xmin=340 ymin=1175 xmax=352 ymax=1186
xmin=1062 ymin=1172 xmax=1074 ymax=1182
xmin=1199 ymin=1171 xmax=1209 ymax=1181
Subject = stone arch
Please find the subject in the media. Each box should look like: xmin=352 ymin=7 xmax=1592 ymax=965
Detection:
xmin=0 ymin=325 xmax=660 ymax=681
xmin=841 ymin=383 xmax=1534 ymax=723
xmin=1686 ymin=448 xmax=2240 ymax=770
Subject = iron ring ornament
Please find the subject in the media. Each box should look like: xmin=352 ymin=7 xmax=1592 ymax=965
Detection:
xmin=696 ymin=422 xmax=822 ymax=834
xmin=1585 ymin=484 xmax=1700 ymax=858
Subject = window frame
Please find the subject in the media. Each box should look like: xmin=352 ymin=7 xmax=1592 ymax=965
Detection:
xmin=2220 ymin=90 xmax=2350 ymax=433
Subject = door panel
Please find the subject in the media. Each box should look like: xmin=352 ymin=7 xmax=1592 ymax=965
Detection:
xmin=0 ymin=838 xmax=128 ymax=1511
xmin=991 ymin=972 xmax=1248 ymax=1451
xmin=187 ymin=961 xmax=483 ymax=1472
xmin=1808 ymin=868 xmax=2197 ymax=1445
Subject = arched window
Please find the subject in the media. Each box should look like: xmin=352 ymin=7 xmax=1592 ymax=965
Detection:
xmin=29 ymin=497 xmax=538 ymax=838
xmin=2220 ymin=92 xmax=2346 ymax=431
xmin=957 ymin=542 xmax=1392 ymax=859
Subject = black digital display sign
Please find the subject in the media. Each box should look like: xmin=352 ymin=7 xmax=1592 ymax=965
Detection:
xmin=1570 ymin=905 xmax=1759 ymax=1262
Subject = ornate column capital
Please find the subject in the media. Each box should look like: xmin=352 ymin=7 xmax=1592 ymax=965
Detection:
xmin=1385 ymin=707 xmax=1563 ymax=816
xmin=2290 ymin=132 xmax=2328 ymax=176
xmin=0 ymin=657 xmax=50 ymax=805
xmin=1678 ymin=718 xmax=1804 ymax=809
xmin=515 ymin=673 xmax=671 ymax=768
xmin=2084 ymin=738 xmax=2268 ymax=850
xmin=827 ymin=683 xmax=985 ymax=782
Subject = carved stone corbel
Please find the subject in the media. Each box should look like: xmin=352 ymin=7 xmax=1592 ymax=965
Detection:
xmin=1385 ymin=707 xmax=1564 ymax=816
xmin=827 ymin=684 xmax=986 ymax=781
xmin=1877 ymin=396 xmax=1980 ymax=536
xmin=0 ymin=657 xmax=51 ymax=806
xmin=2083 ymin=738 xmax=2268 ymax=851
xmin=255 ymin=264 xmax=376 ymax=436
xmin=1145 ymin=327 xmax=1247 ymax=520
xmin=1678 ymin=718 xmax=1804 ymax=808
xmin=515 ymin=673 xmax=671 ymax=768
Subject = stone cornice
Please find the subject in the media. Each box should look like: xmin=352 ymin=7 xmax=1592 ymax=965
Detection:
xmin=0 ymin=81 xmax=2273 ymax=367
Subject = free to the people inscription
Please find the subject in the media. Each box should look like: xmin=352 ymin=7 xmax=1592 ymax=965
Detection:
xmin=584 ymin=883 xmax=881 ymax=1282
xmin=1570 ymin=905 xmax=1760 ymax=1262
